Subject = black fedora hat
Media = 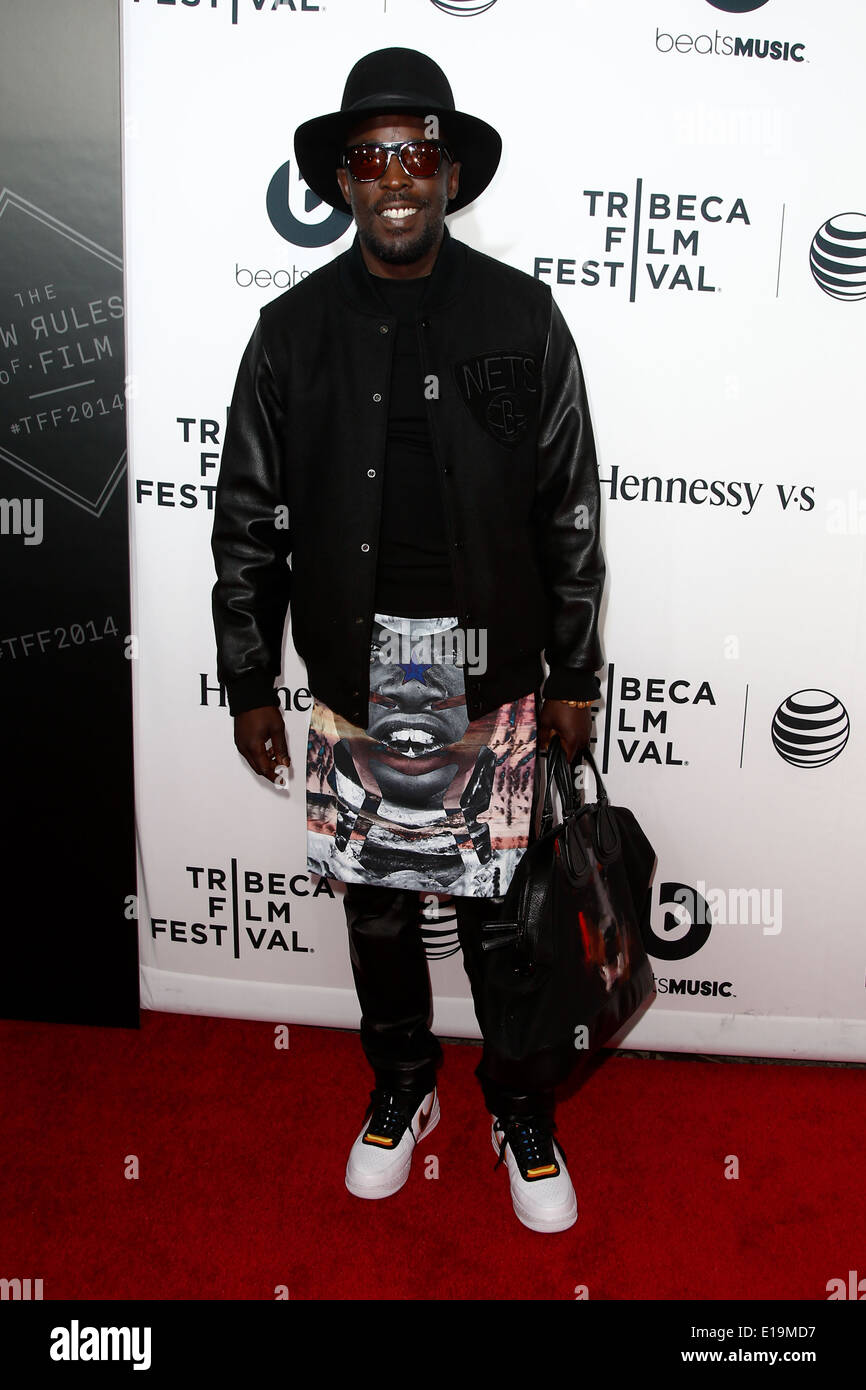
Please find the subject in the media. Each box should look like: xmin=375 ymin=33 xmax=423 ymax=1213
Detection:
xmin=294 ymin=47 xmax=502 ymax=214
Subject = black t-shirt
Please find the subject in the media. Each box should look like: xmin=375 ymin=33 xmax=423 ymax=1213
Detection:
xmin=367 ymin=272 xmax=458 ymax=617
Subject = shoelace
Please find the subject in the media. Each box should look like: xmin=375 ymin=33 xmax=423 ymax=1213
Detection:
xmin=494 ymin=1115 xmax=567 ymax=1175
xmin=364 ymin=1088 xmax=423 ymax=1147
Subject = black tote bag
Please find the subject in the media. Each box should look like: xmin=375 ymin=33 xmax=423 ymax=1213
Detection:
xmin=479 ymin=733 xmax=657 ymax=1088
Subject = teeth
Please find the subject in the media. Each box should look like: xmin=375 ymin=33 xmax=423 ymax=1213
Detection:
xmin=381 ymin=206 xmax=417 ymax=219
xmin=383 ymin=727 xmax=442 ymax=759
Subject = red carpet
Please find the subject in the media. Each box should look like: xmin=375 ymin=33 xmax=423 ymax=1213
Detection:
xmin=1 ymin=1011 xmax=863 ymax=1301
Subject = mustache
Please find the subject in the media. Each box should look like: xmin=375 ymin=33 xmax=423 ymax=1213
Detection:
xmin=374 ymin=197 xmax=428 ymax=211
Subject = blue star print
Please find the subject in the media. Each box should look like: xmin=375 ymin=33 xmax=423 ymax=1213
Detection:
xmin=399 ymin=659 xmax=432 ymax=684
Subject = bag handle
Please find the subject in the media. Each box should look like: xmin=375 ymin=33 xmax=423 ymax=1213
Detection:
xmin=537 ymin=734 xmax=621 ymax=865
xmin=536 ymin=731 xmax=574 ymax=838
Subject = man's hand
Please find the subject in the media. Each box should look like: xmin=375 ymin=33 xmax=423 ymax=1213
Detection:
xmin=538 ymin=699 xmax=592 ymax=764
xmin=234 ymin=705 xmax=291 ymax=784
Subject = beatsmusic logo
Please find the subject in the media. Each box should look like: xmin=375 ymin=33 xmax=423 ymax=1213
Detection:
xmin=771 ymin=690 xmax=850 ymax=768
xmin=656 ymin=0 xmax=804 ymax=63
xmin=809 ymin=214 xmax=866 ymax=302
xmin=534 ymin=182 xmax=750 ymax=302
xmin=656 ymin=976 xmax=735 ymax=997
xmin=266 ymin=159 xmax=352 ymax=249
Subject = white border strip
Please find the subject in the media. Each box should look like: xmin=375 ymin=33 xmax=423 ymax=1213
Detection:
xmin=141 ymin=967 xmax=866 ymax=1063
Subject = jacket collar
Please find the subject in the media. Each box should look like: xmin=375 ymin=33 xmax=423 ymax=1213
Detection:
xmin=337 ymin=221 xmax=467 ymax=317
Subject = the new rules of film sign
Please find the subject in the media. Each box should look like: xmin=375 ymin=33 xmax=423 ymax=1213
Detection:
xmin=690 ymin=1326 xmax=816 ymax=1342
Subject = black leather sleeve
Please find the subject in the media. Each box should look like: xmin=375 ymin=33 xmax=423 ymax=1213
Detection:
xmin=210 ymin=318 xmax=291 ymax=716
xmin=534 ymin=294 xmax=605 ymax=703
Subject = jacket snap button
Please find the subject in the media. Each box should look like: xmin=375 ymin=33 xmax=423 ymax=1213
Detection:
xmin=367 ymin=468 xmax=376 ymax=478
xmin=453 ymin=539 xmax=463 ymax=550
xmin=372 ymin=392 xmax=382 ymax=402
xmin=421 ymin=319 xmax=430 ymax=329
xmin=361 ymin=543 xmax=370 ymax=552
xmin=379 ymin=324 xmax=389 ymax=334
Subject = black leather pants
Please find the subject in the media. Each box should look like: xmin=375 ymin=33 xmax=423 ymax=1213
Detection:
xmin=343 ymin=881 xmax=555 ymax=1121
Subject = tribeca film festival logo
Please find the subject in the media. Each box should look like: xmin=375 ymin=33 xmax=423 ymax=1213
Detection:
xmin=809 ymin=214 xmax=866 ymax=301
xmin=132 ymin=0 xmax=319 ymax=23
xmin=599 ymin=664 xmax=716 ymax=772
xmin=656 ymin=0 xmax=804 ymax=63
xmin=149 ymin=863 xmax=335 ymax=960
xmin=771 ymin=690 xmax=850 ymax=768
xmin=535 ymin=185 xmax=750 ymax=302
xmin=137 ymin=413 xmax=231 ymax=514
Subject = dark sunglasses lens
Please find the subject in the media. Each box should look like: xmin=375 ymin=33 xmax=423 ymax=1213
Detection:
xmin=402 ymin=142 xmax=441 ymax=176
xmin=346 ymin=146 xmax=387 ymax=180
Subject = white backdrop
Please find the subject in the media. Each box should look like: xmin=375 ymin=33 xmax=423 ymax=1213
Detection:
xmin=121 ymin=0 xmax=866 ymax=1061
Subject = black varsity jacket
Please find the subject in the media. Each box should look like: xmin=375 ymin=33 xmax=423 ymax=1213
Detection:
xmin=211 ymin=223 xmax=605 ymax=728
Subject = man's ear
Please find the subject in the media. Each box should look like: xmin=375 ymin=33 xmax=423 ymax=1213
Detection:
xmin=336 ymin=168 xmax=352 ymax=207
xmin=447 ymin=160 xmax=461 ymax=203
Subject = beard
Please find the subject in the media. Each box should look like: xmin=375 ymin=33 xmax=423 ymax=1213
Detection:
xmin=357 ymin=200 xmax=446 ymax=266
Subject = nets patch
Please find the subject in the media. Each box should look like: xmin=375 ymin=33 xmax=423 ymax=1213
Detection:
xmin=454 ymin=350 xmax=539 ymax=449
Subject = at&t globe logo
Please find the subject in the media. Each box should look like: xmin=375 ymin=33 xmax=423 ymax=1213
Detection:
xmin=430 ymin=0 xmax=498 ymax=14
xmin=771 ymin=689 xmax=850 ymax=767
xmin=809 ymin=213 xmax=866 ymax=301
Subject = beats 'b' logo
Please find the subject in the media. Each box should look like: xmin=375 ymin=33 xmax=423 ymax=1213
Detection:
xmin=705 ymin=1 xmax=770 ymax=12
xmin=267 ymin=159 xmax=351 ymax=248
xmin=643 ymin=882 xmax=712 ymax=961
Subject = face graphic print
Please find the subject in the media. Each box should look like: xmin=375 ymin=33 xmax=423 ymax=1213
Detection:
xmin=364 ymin=618 xmax=471 ymax=807
xmin=329 ymin=618 xmax=498 ymax=884
xmin=306 ymin=616 xmax=538 ymax=896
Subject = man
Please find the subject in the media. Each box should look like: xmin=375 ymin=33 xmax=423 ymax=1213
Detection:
xmin=211 ymin=48 xmax=605 ymax=1234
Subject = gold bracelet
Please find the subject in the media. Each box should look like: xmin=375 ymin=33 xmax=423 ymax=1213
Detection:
xmin=550 ymin=698 xmax=594 ymax=709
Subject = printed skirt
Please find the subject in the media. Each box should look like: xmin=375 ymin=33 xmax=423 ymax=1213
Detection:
xmin=305 ymin=614 xmax=539 ymax=898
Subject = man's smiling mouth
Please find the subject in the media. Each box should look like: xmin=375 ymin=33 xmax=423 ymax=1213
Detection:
xmin=379 ymin=204 xmax=421 ymax=222
xmin=375 ymin=725 xmax=447 ymax=758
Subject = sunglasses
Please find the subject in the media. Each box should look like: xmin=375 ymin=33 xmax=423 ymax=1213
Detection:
xmin=342 ymin=139 xmax=453 ymax=182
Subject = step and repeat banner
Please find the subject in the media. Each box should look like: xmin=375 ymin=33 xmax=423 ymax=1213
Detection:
xmin=0 ymin=0 xmax=138 ymax=1028
xmin=121 ymin=0 xmax=865 ymax=1060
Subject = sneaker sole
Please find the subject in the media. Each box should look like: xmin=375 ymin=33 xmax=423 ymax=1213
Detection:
xmin=491 ymin=1127 xmax=578 ymax=1233
xmin=345 ymin=1098 xmax=440 ymax=1200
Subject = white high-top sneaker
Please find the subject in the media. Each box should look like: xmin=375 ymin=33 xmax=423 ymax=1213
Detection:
xmin=345 ymin=1087 xmax=440 ymax=1199
xmin=491 ymin=1114 xmax=577 ymax=1232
